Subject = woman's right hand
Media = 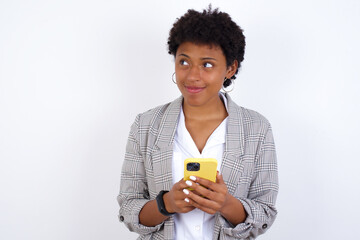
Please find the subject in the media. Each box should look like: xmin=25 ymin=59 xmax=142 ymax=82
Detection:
xmin=163 ymin=179 xmax=195 ymax=214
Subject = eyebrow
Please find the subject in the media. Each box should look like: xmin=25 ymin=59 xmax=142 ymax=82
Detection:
xmin=178 ymin=53 xmax=217 ymax=61
xmin=202 ymin=57 xmax=217 ymax=61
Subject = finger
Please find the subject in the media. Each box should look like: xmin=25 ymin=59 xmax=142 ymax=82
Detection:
xmin=186 ymin=196 xmax=218 ymax=215
xmin=180 ymin=205 xmax=195 ymax=213
xmin=188 ymin=178 xmax=227 ymax=203
xmin=183 ymin=179 xmax=199 ymax=193
xmin=194 ymin=177 xmax=220 ymax=192
xmin=172 ymin=198 xmax=194 ymax=213
xmin=186 ymin=181 xmax=215 ymax=200
xmin=192 ymin=189 xmax=202 ymax=196
xmin=183 ymin=179 xmax=219 ymax=201
xmin=175 ymin=179 xmax=190 ymax=190
xmin=191 ymin=201 xmax=217 ymax=215
xmin=216 ymin=172 xmax=225 ymax=184
xmin=173 ymin=189 xmax=192 ymax=202
xmin=183 ymin=179 xmax=205 ymax=194
xmin=175 ymin=198 xmax=195 ymax=213
xmin=183 ymin=187 xmax=220 ymax=210
xmin=196 ymin=175 xmax=227 ymax=195
xmin=177 ymin=198 xmax=193 ymax=207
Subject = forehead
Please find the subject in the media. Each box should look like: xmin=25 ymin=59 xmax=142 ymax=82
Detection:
xmin=176 ymin=41 xmax=225 ymax=58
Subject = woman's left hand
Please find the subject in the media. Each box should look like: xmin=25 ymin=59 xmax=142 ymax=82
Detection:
xmin=183 ymin=172 xmax=229 ymax=215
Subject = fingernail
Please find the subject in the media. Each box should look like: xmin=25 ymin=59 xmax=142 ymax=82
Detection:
xmin=185 ymin=180 xmax=192 ymax=186
xmin=183 ymin=189 xmax=190 ymax=195
xmin=190 ymin=176 xmax=196 ymax=181
xmin=184 ymin=198 xmax=189 ymax=203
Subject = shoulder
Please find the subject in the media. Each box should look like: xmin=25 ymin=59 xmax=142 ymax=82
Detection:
xmin=227 ymin=94 xmax=270 ymax=124
xmin=239 ymin=106 xmax=271 ymax=127
xmin=135 ymin=96 xmax=182 ymax=127
xmin=226 ymin=93 xmax=272 ymax=134
xmin=128 ymin=96 xmax=182 ymax=151
xmin=129 ymin=96 xmax=182 ymax=139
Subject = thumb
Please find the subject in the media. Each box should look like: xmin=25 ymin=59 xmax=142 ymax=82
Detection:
xmin=216 ymin=171 xmax=225 ymax=184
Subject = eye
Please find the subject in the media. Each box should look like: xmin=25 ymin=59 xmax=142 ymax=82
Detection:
xmin=180 ymin=59 xmax=189 ymax=66
xmin=203 ymin=62 xmax=213 ymax=68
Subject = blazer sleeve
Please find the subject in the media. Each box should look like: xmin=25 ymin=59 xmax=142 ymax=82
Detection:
xmin=117 ymin=114 xmax=164 ymax=235
xmin=221 ymin=124 xmax=279 ymax=239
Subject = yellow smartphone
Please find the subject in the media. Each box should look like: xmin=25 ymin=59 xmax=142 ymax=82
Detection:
xmin=184 ymin=158 xmax=218 ymax=183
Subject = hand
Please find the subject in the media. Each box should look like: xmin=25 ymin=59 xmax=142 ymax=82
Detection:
xmin=164 ymin=179 xmax=195 ymax=214
xmin=182 ymin=172 xmax=229 ymax=215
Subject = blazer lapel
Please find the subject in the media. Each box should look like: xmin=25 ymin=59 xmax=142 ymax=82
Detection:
xmin=214 ymin=94 xmax=246 ymax=240
xmin=220 ymin=93 xmax=245 ymax=195
xmin=152 ymin=96 xmax=183 ymax=193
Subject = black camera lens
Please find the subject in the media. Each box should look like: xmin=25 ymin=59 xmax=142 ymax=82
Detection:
xmin=187 ymin=162 xmax=200 ymax=171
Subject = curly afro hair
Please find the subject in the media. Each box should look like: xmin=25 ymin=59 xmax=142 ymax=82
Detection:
xmin=167 ymin=5 xmax=246 ymax=87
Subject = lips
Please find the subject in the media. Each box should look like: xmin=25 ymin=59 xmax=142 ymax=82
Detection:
xmin=185 ymin=86 xmax=205 ymax=94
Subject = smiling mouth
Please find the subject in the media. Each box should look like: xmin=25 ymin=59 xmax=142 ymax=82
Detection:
xmin=185 ymin=86 xmax=205 ymax=94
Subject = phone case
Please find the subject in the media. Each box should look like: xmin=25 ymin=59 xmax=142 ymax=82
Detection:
xmin=183 ymin=158 xmax=218 ymax=183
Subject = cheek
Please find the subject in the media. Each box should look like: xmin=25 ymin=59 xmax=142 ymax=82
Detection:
xmin=216 ymin=80 xmax=225 ymax=90
xmin=175 ymin=70 xmax=187 ymax=82
xmin=206 ymin=73 xmax=225 ymax=88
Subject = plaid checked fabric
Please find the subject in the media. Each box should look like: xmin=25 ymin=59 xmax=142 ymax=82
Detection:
xmin=117 ymin=93 xmax=278 ymax=240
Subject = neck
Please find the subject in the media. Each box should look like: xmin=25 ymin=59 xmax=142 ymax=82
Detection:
xmin=183 ymin=94 xmax=228 ymax=121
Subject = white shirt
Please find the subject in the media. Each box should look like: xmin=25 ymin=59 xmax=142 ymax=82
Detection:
xmin=172 ymin=93 xmax=228 ymax=240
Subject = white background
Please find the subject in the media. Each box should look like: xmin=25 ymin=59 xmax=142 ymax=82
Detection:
xmin=1 ymin=0 xmax=359 ymax=239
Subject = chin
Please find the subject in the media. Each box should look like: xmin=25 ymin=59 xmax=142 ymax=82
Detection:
xmin=183 ymin=96 xmax=205 ymax=107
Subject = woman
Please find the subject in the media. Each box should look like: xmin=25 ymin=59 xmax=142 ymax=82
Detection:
xmin=118 ymin=6 xmax=278 ymax=240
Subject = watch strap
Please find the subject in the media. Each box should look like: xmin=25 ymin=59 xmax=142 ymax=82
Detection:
xmin=156 ymin=190 xmax=174 ymax=216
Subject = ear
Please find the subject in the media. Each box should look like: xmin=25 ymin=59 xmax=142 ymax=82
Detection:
xmin=226 ymin=60 xmax=238 ymax=79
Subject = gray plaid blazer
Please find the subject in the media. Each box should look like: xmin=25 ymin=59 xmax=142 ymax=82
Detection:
xmin=118 ymin=93 xmax=278 ymax=240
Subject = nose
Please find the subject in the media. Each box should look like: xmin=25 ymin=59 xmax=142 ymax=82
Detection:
xmin=187 ymin=65 xmax=201 ymax=81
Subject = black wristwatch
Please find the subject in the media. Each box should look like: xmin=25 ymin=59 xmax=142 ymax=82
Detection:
xmin=156 ymin=190 xmax=174 ymax=216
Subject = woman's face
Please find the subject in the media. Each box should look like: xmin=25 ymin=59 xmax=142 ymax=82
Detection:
xmin=175 ymin=41 xmax=237 ymax=108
